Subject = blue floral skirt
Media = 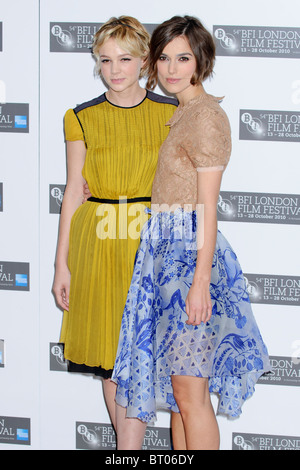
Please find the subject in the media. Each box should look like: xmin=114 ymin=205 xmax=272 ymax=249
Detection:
xmin=112 ymin=209 xmax=271 ymax=423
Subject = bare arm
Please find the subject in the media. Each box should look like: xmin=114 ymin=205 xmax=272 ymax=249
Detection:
xmin=185 ymin=169 xmax=223 ymax=325
xmin=52 ymin=140 xmax=87 ymax=310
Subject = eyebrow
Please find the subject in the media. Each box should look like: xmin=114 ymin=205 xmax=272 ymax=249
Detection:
xmin=161 ymin=52 xmax=193 ymax=57
xmin=99 ymin=53 xmax=133 ymax=58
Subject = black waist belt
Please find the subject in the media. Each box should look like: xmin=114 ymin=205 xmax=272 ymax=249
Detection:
xmin=87 ymin=196 xmax=151 ymax=204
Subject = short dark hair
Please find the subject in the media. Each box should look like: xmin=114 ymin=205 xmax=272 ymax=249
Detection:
xmin=146 ymin=16 xmax=215 ymax=90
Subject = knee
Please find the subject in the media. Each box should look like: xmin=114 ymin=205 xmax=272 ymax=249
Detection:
xmin=173 ymin=389 xmax=185 ymax=411
xmin=172 ymin=379 xmax=191 ymax=415
xmin=172 ymin=376 xmax=210 ymax=414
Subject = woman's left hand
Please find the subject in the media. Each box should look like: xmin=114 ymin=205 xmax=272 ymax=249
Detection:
xmin=83 ymin=182 xmax=92 ymax=202
xmin=185 ymin=280 xmax=212 ymax=326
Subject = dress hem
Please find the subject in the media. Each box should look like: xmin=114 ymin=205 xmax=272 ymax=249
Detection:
xmin=67 ymin=360 xmax=113 ymax=379
xmin=112 ymin=366 xmax=270 ymax=424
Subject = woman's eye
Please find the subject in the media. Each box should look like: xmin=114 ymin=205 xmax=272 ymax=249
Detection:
xmin=158 ymin=55 xmax=168 ymax=61
xmin=179 ymin=56 xmax=190 ymax=61
xmin=121 ymin=57 xmax=131 ymax=61
xmin=100 ymin=59 xmax=110 ymax=63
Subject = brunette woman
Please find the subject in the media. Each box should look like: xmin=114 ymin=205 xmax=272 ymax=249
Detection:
xmin=112 ymin=15 xmax=270 ymax=450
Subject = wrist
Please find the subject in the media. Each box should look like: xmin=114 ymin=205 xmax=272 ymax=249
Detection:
xmin=55 ymin=259 xmax=69 ymax=270
xmin=192 ymin=273 xmax=211 ymax=285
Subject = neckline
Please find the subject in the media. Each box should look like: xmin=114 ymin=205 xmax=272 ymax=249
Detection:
xmin=104 ymin=90 xmax=148 ymax=109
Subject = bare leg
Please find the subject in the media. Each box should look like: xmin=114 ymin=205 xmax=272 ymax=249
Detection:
xmin=171 ymin=411 xmax=186 ymax=450
xmin=115 ymin=403 xmax=147 ymax=450
xmin=102 ymin=378 xmax=147 ymax=449
xmin=102 ymin=378 xmax=117 ymax=430
xmin=171 ymin=376 xmax=219 ymax=450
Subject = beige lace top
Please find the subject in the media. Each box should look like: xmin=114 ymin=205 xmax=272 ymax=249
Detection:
xmin=151 ymin=92 xmax=231 ymax=209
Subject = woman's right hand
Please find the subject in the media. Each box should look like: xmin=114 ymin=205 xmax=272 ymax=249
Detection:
xmin=52 ymin=266 xmax=71 ymax=311
xmin=52 ymin=140 xmax=86 ymax=311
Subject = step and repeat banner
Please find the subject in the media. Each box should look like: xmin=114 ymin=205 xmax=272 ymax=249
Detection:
xmin=0 ymin=0 xmax=299 ymax=450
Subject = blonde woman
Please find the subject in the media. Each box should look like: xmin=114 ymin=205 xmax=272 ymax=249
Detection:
xmin=52 ymin=16 xmax=177 ymax=448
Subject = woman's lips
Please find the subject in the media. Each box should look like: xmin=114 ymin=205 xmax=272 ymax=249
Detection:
xmin=111 ymin=78 xmax=125 ymax=84
xmin=166 ymin=78 xmax=180 ymax=84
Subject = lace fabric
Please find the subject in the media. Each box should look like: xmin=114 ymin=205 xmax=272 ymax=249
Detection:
xmin=151 ymin=93 xmax=232 ymax=208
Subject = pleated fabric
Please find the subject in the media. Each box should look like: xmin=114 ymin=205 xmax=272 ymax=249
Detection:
xmin=60 ymin=92 xmax=177 ymax=371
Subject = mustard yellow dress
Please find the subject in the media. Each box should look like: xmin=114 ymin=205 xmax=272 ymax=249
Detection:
xmin=60 ymin=91 xmax=177 ymax=375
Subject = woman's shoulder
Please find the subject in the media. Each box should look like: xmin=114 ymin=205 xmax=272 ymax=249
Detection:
xmin=72 ymin=93 xmax=106 ymax=114
xmin=191 ymin=94 xmax=230 ymax=129
xmin=193 ymin=93 xmax=226 ymax=114
xmin=146 ymin=90 xmax=178 ymax=107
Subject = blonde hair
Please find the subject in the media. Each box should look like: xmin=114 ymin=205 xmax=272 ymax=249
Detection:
xmin=93 ymin=16 xmax=150 ymax=77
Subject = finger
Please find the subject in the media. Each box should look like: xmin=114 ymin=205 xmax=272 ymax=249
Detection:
xmin=186 ymin=310 xmax=196 ymax=325
xmin=64 ymin=285 xmax=70 ymax=305
xmin=196 ymin=312 xmax=204 ymax=325
xmin=56 ymin=297 xmax=68 ymax=311
xmin=62 ymin=289 xmax=69 ymax=310
xmin=205 ymin=303 xmax=213 ymax=323
xmin=206 ymin=310 xmax=212 ymax=323
xmin=53 ymin=289 xmax=63 ymax=310
xmin=196 ymin=308 xmax=210 ymax=325
xmin=186 ymin=304 xmax=201 ymax=325
xmin=185 ymin=299 xmax=191 ymax=324
xmin=188 ymin=312 xmax=199 ymax=326
xmin=201 ymin=312 xmax=211 ymax=324
xmin=56 ymin=286 xmax=67 ymax=309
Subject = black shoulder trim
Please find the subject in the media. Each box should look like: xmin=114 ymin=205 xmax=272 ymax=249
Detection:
xmin=146 ymin=90 xmax=178 ymax=107
xmin=73 ymin=94 xmax=106 ymax=114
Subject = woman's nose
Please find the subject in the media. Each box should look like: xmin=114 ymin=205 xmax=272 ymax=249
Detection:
xmin=168 ymin=60 xmax=177 ymax=75
xmin=111 ymin=61 xmax=121 ymax=74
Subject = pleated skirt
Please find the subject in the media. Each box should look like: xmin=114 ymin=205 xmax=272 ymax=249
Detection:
xmin=60 ymin=200 xmax=149 ymax=372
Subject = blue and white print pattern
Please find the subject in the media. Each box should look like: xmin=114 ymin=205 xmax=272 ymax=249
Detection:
xmin=112 ymin=209 xmax=271 ymax=423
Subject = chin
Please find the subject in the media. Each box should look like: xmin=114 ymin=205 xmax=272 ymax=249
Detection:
xmin=163 ymin=82 xmax=180 ymax=93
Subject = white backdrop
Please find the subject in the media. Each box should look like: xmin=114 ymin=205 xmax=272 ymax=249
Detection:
xmin=0 ymin=0 xmax=299 ymax=450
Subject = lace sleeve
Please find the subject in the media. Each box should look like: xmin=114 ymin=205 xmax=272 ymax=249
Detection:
xmin=184 ymin=107 xmax=231 ymax=171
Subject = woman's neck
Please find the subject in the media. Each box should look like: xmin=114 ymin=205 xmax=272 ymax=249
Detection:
xmin=176 ymin=83 xmax=206 ymax=106
xmin=106 ymin=85 xmax=146 ymax=108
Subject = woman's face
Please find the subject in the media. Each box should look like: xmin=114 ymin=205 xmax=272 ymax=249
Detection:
xmin=157 ymin=35 xmax=198 ymax=101
xmin=99 ymin=37 xmax=144 ymax=93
